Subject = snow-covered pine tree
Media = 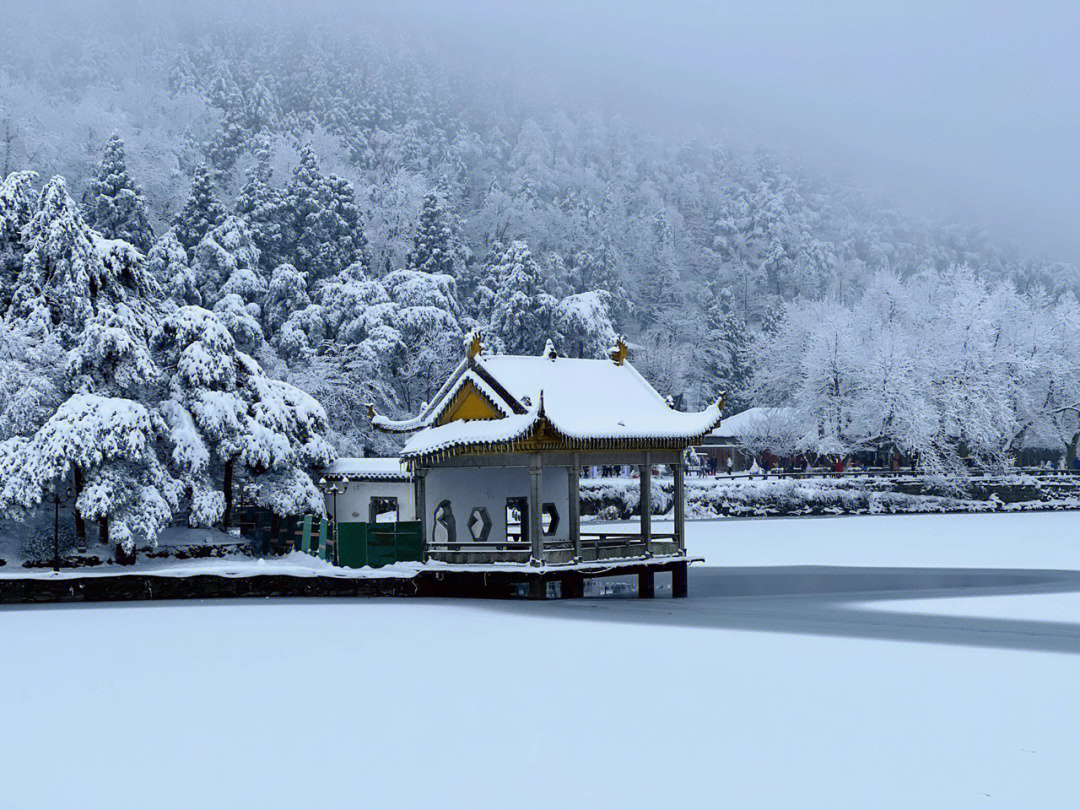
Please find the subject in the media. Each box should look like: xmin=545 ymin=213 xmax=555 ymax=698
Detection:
xmin=173 ymin=164 xmax=226 ymax=257
xmin=701 ymin=288 xmax=751 ymax=411
xmin=2 ymin=394 xmax=179 ymax=563
xmin=463 ymin=239 xmax=503 ymax=326
xmin=147 ymin=229 xmax=200 ymax=306
xmin=406 ymin=187 xmax=463 ymax=277
xmin=152 ymin=306 xmax=333 ymax=529
xmin=65 ymin=303 xmax=159 ymax=401
xmin=0 ymin=170 xmax=38 ymax=311
xmin=639 ymin=207 xmax=683 ymax=331
xmin=487 ymin=240 xmax=556 ymax=355
xmin=81 ymin=134 xmax=153 ymax=253
xmin=555 ymin=290 xmax=617 ymax=359
xmin=11 ymin=176 xmax=159 ymax=341
xmin=382 ymin=268 xmax=463 ymax=410
xmin=235 ymin=135 xmax=286 ymax=273
xmin=0 ymin=319 xmax=63 ymax=442
xmin=570 ymin=235 xmax=630 ymax=330
xmin=263 ymin=263 xmax=310 ymax=336
xmin=284 ymin=145 xmax=367 ymax=286
xmin=191 ymin=214 xmax=265 ymax=311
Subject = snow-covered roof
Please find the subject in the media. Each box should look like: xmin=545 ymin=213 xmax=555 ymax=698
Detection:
xmin=710 ymin=407 xmax=795 ymax=439
xmin=323 ymin=457 xmax=410 ymax=481
xmin=380 ymin=340 xmax=723 ymax=462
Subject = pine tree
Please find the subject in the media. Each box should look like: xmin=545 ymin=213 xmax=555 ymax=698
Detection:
xmin=152 ymin=306 xmax=333 ymax=529
xmin=263 ymin=263 xmax=310 ymax=335
xmin=0 ymin=170 xmax=38 ymax=311
xmin=147 ymin=230 xmax=200 ymax=306
xmin=701 ymin=288 xmax=751 ymax=410
xmin=235 ymin=135 xmax=286 ymax=272
xmin=406 ymin=187 xmax=463 ymax=277
xmin=284 ymin=145 xmax=367 ymax=287
xmin=82 ymin=134 xmax=153 ymax=252
xmin=173 ymin=164 xmax=226 ymax=256
xmin=556 ymin=291 xmax=617 ymax=359
xmin=12 ymin=176 xmax=158 ymax=341
xmin=639 ymin=207 xmax=683 ymax=331
xmin=191 ymin=215 xmax=264 ymax=309
xmin=3 ymin=394 xmax=179 ymax=561
xmin=488 ymin=240 xmax=556 ymax=355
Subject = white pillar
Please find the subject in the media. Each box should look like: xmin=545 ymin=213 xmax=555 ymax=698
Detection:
xmin=415 ymin=469 xmax=428 ymax=560
xmin=568 ymin=453 xmax=581 ymax=561
xmin=673 ymin=458 xmax=686 ymax=555
xmin=529 ymin=454 xmax=543 ymax=565
xmin=639 ymin=451 xmax=652 ymax=556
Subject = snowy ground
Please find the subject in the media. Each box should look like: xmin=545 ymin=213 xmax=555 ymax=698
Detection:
xmin=2 ymin=512 xmax=1078 ymax=809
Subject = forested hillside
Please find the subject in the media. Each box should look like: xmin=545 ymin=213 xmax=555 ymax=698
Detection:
xmin=2 ymin=11 xmax=1078 ymax=550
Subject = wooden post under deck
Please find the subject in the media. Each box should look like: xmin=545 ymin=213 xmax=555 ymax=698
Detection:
xmin=640 ymin=451 xmax=652 ymax=556
xmin=673 ymin=457 xmax=686 ymax=555
xmin=529 ymin=453 xmax=543 ymax=565
xmin=568 ymin=452 xmax=581 ymax=561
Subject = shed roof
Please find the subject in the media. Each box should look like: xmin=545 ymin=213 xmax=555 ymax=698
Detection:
xmin=323 ymin=457 xmax=411 ymax=481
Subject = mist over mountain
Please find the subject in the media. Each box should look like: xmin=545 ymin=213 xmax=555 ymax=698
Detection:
xmin=2 ymin=3 xmax=1078 ymax=478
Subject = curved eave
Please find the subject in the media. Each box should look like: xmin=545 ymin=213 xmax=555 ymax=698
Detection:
xmin=371 ymin=413 xmax=426 ymax=434
xmin=401 ymin=397 xmax=724 ymax=468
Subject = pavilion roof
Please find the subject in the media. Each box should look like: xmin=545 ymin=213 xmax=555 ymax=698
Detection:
xmin=373 ymin=337 xmax=723 ymax=463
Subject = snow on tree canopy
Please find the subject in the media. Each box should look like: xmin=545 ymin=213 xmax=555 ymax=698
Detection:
xmin=153 ymin=305 xmax=334 ymax=523
xmin=81 ymin=134 xmax=154 ymax=253
xmin=0 ymin=170 xmax=38 ymax=299
xmin=1 ymin=393 xmax=180 ymax=551
xmin=12 ymin=177 xmax=156 ymax=339
xmin=555 ymin=290 xmax=617 ymax=359
xmin=192 ymin=214 xmax=264 ymax=309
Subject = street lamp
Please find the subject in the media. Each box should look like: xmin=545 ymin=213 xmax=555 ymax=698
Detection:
xmin=45 ymin=481 xmax=73 ymax=573
xmin=319 ymin=476 xmax=349 ymax=565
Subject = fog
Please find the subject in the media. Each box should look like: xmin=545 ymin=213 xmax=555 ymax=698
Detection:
xmin=11 ymin=0 xmax=1080 ymax=263
xmin=362 ymin=0 xmax=1080 ymax=264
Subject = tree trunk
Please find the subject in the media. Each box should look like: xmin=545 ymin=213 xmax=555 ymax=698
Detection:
xmin=115 ymin=536 xmax=136 ymax=567
xmin=73 ymin=466 xmax=87 ymax=550
xmin=99 ymin=516 xmax=109 ymax=547
xmin=222 ymin=458 xmax=234 ymax=529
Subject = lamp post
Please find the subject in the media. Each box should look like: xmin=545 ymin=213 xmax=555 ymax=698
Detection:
xmin=319 ymin=476 xmax=349 ymax=565
xmin=45 ymin=481 xmax=73 ymax=573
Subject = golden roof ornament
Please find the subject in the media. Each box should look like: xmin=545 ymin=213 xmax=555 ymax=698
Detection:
xmin=609 ymin=336 xmax=628 ymax=366
xmin=466 ymin=331 xmax=483 ymax=360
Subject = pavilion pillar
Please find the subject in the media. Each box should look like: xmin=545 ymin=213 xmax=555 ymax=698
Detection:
xmin=568 ymin=452 xmax=581 ymax=561
xmin=639 ymin=451 xmax=652 ymax=557
xmin=673 ymin=457 xmax=686 ymax=555
xmin=415 ymin=468 xmax=428 ymax=561
xmin=529 ymin=453 xmax=543 ymax=566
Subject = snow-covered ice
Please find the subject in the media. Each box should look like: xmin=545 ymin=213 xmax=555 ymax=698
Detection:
xmin=1 ymin=511 xmax=1078 ymax=809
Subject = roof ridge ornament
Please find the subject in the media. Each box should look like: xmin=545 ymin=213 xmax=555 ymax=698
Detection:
xmin=466 ymin=331 xmax=483 ymax=361
xmin=609 ymin=336 xmax=628 ymax=366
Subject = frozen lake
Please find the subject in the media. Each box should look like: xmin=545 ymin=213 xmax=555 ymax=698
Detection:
xmin=2 ymin=511 xmax=1078 ymax=809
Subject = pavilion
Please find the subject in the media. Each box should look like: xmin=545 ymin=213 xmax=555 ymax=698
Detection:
xmin=369 ymin=334 xmax=723 ymax=597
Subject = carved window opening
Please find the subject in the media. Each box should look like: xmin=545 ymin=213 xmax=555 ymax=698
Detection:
xmin=467 ymin=507 xmax=492 ymax=542
xmin=433 ymin=500 xmax=456 ymax=544
xmin=542 ymin=503 xmax=559 ymax=536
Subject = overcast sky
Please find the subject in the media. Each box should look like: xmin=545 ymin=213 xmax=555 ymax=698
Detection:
xmin=28 ymin=0 xmax=1080 ymax=264
xmin=347 ymin=0 xmax=1080 ymax=264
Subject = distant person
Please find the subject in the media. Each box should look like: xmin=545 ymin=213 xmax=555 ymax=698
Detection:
xmin=726 ymin=456 xmax=734 ymax=475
